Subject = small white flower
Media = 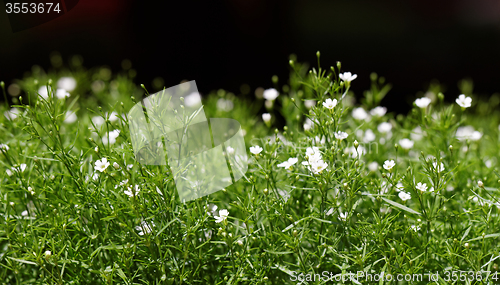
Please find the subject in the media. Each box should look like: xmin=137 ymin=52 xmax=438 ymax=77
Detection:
xmin=92 ymin=116 xmax=105 ymax=127
xmin=398 ymin=138 xmax=414 ymax=150
xmin=383 ymin=160 xmax=395 ymax=170
xmin=0 ymin=144 xmax=9 ymax=151
xmin=102 ymin=130 xmax=120 ymax=144
xmin=370 ymin=106 xmax=387 ymax=117
xmin=127 ymin=164 xmax=133 ymax=169
xmin=94 ymin=158 xmax=110 ymax=172
xmin=184 ymin=92 xmax=202 ymax=107
xmin=226 ymin=146 xmax=235 ymax=155
xmin=410 ymin=225 xmax=420 ymax=232
xmin=214 ymin=209 xmax=229 ymax=223
xmin=399 ymin=191 xmax=411 ymax=201
xmin=4 ymin=108 xmax=20 ymax=120
xmin=263 ymin=88 xmax=279 ymax=101
xmin=377 ymin=122 xmax=392 ymax=133
xmin=322 ymin=98 xmax=338 ymax=110
xmin=44 ymin=250 xmax=52 ymax=258
xmin=478 ymin=181 xmax=484 ymax=188
xmin=416 ymin=182 xmax=427 ymax=192
xmin=38 ymin=86 xmax=51 ymax=99
xmin=432 ymin=161 xmax=445 ymax=173
xmin=249 ymin=145 xmax=263 ymax=155
xmin=395 ymin=182 xmax=404 ymax=192
xmin=368 ymin=161 xmax=379 ymax=172
xmin=113 ymin=162 xmax=120 ymax=169
xmin=124 ymin=184 xmax=140 ymax=197
xmin=352 ymin=107 xmax=369 ymax=120
xmin=456 ymin=94 xmax=472 ymax=108
xmin=310 ymin=159 xmax=328 ymax=174
xmin=136 ymin=220 xmax=153 ymax=236
xmin=338 ymin=212 xmax=348 ymax=221
xmin=28 ymin=186 xmax=35 ymax=195
xmin=344 ymin=145 xmax=366 ymax=158
xmin=304 ymin=100 xmax=316 ymax=109
xmin=262 ymin=113 xmax=271 ymax=123
xmin=363 ymin=129 xmax=376 ymax=143
xmin=106 ymin=111 xmax=119 ymax=122
xmin=57 ymin=77 xmax=77 ymax=91
xmin=456 ymin=126 xmax=481 ymax=141
xmin=305 ymin=147 xmax=322 ymax=162
xmin=335 ymin=131 xmax=348 ymax=140
xmin=303 ymin=118 xmax=314 ymax=131
xmin=325 ymin=208 xmax=334 ymax=216
xmin=339 ymin=72 xmax=357 ymax=83
xmin=64 ymin=111 xmax=77 ymax=124
xmin=55 ymin=89 xmax=70 ymax=99
xmin=21 ymin=210 xmax=28 ymax=216
xmin=410 ymin=126 xmax=423 ymax=141
xmin=415 ymin=97 xmax=431 ymax=108
xmin=277 ymin=157 xmax=298 ymax=170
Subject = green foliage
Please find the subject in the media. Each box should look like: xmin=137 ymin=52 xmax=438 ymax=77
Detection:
xmin=1 ymin=54 xmax=500 ymax=284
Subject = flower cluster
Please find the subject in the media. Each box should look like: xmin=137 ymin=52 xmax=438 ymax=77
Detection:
xmin=302 ymin=146 xmax=328 ymax=174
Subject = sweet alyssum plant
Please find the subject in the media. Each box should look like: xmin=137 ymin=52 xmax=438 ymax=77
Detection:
xmin=1 ymin=52 xmax=500 ymax=284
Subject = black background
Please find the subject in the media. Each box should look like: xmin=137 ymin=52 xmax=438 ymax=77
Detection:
xmin=1 ymin=0 xmax=500 ymax=114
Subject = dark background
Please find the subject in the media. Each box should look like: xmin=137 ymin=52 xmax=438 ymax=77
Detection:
xmin=1 ymin=0 xmax=500 ymax=113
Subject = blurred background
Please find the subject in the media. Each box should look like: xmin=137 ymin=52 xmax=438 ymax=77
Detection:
xmin=1 ymin=0 xmax=500 ymax=114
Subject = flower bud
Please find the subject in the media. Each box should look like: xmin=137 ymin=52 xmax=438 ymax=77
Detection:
xmin=478 ymin=181 xmax=484 ymax=188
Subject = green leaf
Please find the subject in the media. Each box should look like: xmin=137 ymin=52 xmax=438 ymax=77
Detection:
xmin=264 ymin=249 xmax=293 ymax=255
xmin=380 ymin=197 xmax=421 ymax=215
xmin=8 ymin=257 xmax=37 ymax=266
xmin=466 ymin=233 xmax=500 ymax=242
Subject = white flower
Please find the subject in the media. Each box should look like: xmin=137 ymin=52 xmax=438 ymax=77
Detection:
xmin=370 ymin=106 xmax=387 ymax=117
xmin=94 ymin=157 xmax=110 ymax=172
xmin=352 ymin=107 xmax=369 ymax=120
xmin=277 ymin=157 xmax=298 ymax=170
xmin=28 ymin=186 xmax=35 ymax=195
xmin=398 ymin=138 xmax=414 ymax=150
xmin=368 ymin=161 xmax=379 ymax=172
xmin=338 ymin=212 xmax=348 ymax=221
xmin=363 ymin=129 xmax=376 ymax=143
xmin=399 ymin=191 xmax=411 ymax=201
xmin=57 ymin=77 xmax=77 ymax=91
xmin=136 ymin=220 xmax=153 ymax=236
xmin=4 ymin=108 xmax=20 ymax=120
xmin=325 ymin=208 xmax=334 ymax=216
xmin=102 ymin=130 xmax=120 ymax=144
xmin=310 ymin=159 xmax=328 ymax=174
xmin=377 ymin=122 xmax=392 ymax=133
xmin=0 ymin=144 xmax=9 ymax=151
xmin=456 ymin=126 xmax=482 ymax=141
xmin=335 ymin=131 xmax=348 ymax=140
xmin=8 ymin=164 xmax=27 ymax=176
xmin=415 ymin=97 xmax=431 ymax=108
xmin=113 ymin=162 xmax=120 ymax=169
xmin=21 ymin=210 xmax=28 ymax=216
xmin=38 ymin=86 xmax=51 ymax=99
xmin=263 ymin=88 xmax=279 ymax=101
xmin=344 ymin=145 xmax=366 ymax=158
xmin=226 ymin=146 xmax=235 ymax=155
xmin=314 ymin=136 xmax=326 ymax=145
xmin=339 ymin=72 xmax=357 ymax=83
xmin=304 ymin=100 xmax=316 ymax=109
xmin=303 ymin=118 xmax=314 ymax=131
xmin=305 ymin=146 xmax=322 ymax=162
xmin=456 ymin=94 xmax=472 ymax=108
xmin=432 ymin=161 xmax=444 ymax=173
xmin=383 ymin=160 xmax=395 ymax=170
xmin=106 ymin=111 xmax=119 ymax=122
xmin=322 ymin=98 xmax=338 ymax=109
xmin=44 ymin=250 xmax=52 ymax=258
xmin=124 ymin=184 xmax=140 ymax=197
xmin=184 ymin=92 xmax=202 ymax=107
xmin=478 ymin=181 xmax=484 ymax=188
xmin=91 ymin=116 xmax=105 ymax=127
xmin=410 ymin=126 xmax=423 ymax=141
xmin=395 ymin=182 xmax=404 ymax=192
xmin=416 ymin=182 xmax=427 ymax=192
xmin=410 ymin=225 xmax=420 ymax=232
xmin=214 ymin=209 xmax=229 ymax=223
xmin=249 ymin=145 xmax=263 ymax=155
xmin=64 ymin=111 xmax=77 ymax=124
xmin=55 ymin=89 xmax=70 ymax=99
xmin=262 ymin=113 xmax=271 ymax=123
